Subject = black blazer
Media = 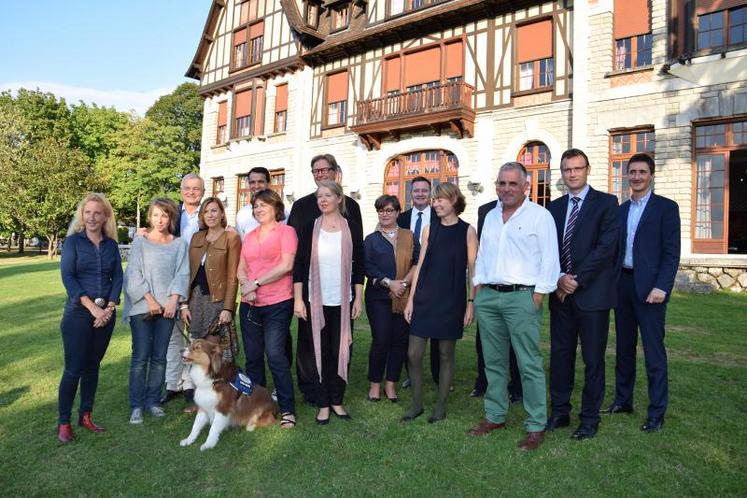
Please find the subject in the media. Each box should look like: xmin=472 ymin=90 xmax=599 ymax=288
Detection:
xmin=548 ymin=187 xmax=620 ymax=311
xmin=477 ymin=200 xmax=498 ymax=240
xmin=174 ymin=202 xmax=183 ymax=237
xmin=292 ymin=218 xmax=365 ymax=303
xmin=287 ymin=192 xmax=362 ymax=234
xmin=397 ymin=206 xmax=433 ymax=232
xmin=618 ymin=193 xmax=680 ymax=303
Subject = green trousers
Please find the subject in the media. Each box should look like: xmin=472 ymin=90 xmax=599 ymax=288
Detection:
xmin=475 ymin=287 xmax=547 ymax=432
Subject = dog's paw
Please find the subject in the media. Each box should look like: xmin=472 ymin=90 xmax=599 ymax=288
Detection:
xmin=199 ymin=441 xmax=216 ymax=451
xmin=246 ymin=423 xmax=256 ymax=432
xmin=180 ymin=438 xmax=194 ymax=447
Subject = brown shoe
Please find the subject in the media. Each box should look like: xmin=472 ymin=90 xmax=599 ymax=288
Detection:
xmin=518 ymin=431 xmax=545 ymax=451
xmin=467 ymin=418 xmax=506 ymax=436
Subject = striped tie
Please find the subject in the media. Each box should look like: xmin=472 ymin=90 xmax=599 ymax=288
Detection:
xmin=561 ymin=196 xmax=580 ymax=274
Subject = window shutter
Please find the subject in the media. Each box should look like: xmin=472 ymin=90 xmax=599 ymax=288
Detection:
xmin=254 ymin=86 xmax=265 ymax=136
xmin=234 ymin=28 xmax=247 ymax=46
xmin=404 ymin=46 xmax=441 ymax=86
xmin=517 ymin=20 xmax=553 ymax=63
xmin=384 ymin=56 xmax=401 ymax=92
xmin=235 ymin=90 xmax=252 ymax=118
xmin=217 ymin=101 xmax=227 ymax=126
xmin=696 ymin=0 xmax=745 ymax=15
xmin=445 ymin=41 xmax=464 ymax=79
xmin=327 ymin=71 xmax=348 ymax=103
xmin=275 ymin=84 xmax=288 ymax=112
xmin=250 ymin=21 xmax=264 ymax=39
xmin=614 ymin=0 xmax=651 ymax=39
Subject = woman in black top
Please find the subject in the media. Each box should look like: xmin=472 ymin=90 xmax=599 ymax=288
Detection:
xmin=403 ymin=183 xmax=478 ymax=423
xmin=57 ymin=193 xmax=123 ymax=443
xmin=363 ymin=195 xmax=418 ymax=402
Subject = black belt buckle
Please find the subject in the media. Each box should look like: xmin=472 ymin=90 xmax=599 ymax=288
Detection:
xmin=94 ymin=298 xmax=106 ymax=308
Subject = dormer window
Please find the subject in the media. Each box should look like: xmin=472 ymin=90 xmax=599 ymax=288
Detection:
xmin=305 ymin=2 xmax=320 ymax=28
xmin=332 ymin=5 xmax=349 ymax=31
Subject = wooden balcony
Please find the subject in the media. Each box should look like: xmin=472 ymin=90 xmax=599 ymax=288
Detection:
xmin=351 ymin=80 xmax=475 ymax=150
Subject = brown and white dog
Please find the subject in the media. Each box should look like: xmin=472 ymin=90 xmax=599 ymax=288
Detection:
xmin=180 ymin=339 xmax=277 ymax=450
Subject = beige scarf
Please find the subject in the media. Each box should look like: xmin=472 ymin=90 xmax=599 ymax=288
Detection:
xmin=309 ymin=216 xmax=353 ymax=383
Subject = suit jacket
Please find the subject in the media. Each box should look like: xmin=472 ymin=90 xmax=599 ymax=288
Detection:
xmin=287 ymin=192 xmax=362 ymax=234
xmin=548 ymin=186 xmax=620 ymax=311
xmin=174 ymin=202 xmax=183 ymax=238
xmin=397 ymin=206 xmax=433 ymax=232
xmin=477 ymin=200 xmax=498 ymax=240
xmin=618 ymin=193 xmax=680 ymax=303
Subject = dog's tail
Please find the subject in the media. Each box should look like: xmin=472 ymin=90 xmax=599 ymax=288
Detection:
xmin=255 ymin=405 xmax=278 ymax=428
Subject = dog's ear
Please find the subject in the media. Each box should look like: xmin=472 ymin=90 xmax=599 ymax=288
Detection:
xmin=208 ymin=343 xmax=223 ymax=375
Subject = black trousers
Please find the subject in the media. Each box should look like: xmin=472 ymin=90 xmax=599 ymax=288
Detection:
xmin=549 ymin=296 xmax=610 ymax=427
xmin=474 ymin=325 xmax=522 ymax=398
xmin=614 ymin=272 xmax=669 ymax=419
xmin=366 ymin=299 xmax=408 ymax=383
xmin=297 ymin=304 xmax=351 ymax=408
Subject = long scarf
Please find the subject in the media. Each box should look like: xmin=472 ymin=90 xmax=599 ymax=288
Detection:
xmin=309 ymin=215 xmax=353 ymax=383
xmin=392 ymin=228 xmax=414 ymax=314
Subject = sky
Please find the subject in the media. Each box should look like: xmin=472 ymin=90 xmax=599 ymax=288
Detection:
xmin=0 ymin=0 xmax=210 ymax=115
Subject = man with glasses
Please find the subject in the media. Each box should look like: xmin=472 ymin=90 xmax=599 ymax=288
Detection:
xmin=287 ymin=153 xmax=362 ymax=404
xmin=546 ymin=149 xmax=619 ymax=440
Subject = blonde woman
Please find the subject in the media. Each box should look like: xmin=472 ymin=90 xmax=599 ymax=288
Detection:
xmin=57 ymin=193 xmax=123 ymax=443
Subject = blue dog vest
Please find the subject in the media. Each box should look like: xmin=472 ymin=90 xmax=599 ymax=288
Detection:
xmin=229 ymin=371 xmax=254 ymax=396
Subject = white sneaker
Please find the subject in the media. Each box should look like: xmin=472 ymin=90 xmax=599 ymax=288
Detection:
xmin=148 ymin=406 xmax=165 ymax=417
xmin=271 ymin=388 xmax=278 ymax=402
xmin=129 ymin=408 xmax=144 ymax=424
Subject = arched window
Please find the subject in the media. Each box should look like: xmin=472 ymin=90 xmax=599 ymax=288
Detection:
xmin=518 ymin=141 xmax=551 ymax=207
xmin=384 ymin=150 xmax=459 ymax=206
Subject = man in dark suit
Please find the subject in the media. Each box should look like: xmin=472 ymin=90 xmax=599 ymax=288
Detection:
xmin=472 ymin=195 xmax=522 ymax=401
xmin=602 ymin=153 xmax=680 ymax=433
xmin=396 ymin=176 xmax=440 ymax=387
xmin=287 ymin=153 xmax=362 ymax=404
xmin=547 ymin=148 xmax=620 ymax=440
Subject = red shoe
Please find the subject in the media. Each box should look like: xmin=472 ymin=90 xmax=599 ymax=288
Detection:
xmin=78 ymin=412 xmax=106 ymax=433
xmin=57 ymin=423 xmax=74 ymax=443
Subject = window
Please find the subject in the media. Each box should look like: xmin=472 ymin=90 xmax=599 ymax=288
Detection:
xmin=237 ymin=174 xmax=252 ymax=210
xmin=270 ymin=169 xmax=285 ymax=197
xmin=325 ymin=71 xmax=348 ymax=128
xmin=389 ymin=0 xmax=436 ymax=16
xmin=249 ymin=22 xmax=264 ymax=65
xmin=274 ymin=84 xmax=288 ymax=133
xmin=212 ymin=177 xmax=224 ymax=197
xmin=305 ymin=2 xmax=319 ymax=27
xmin=515 ymin=20 xmax=554 ymax=92
xmin=239 ymin=0 xmax=259 ymax=24
xmin=234 ymin=89 xmax=253 ymax=138
xmin=697 ymin=5 xmax=747 ymax=50
xmin=233 ymin=29 xmax=248 ymax=68
xmin=693 ymin=120 xmax=747 ymax=253
xmin=332 ymin=5 xmax=349 ymax=31
xmin=216 ymin=101 xmax=228 ymax=144
xmin=517 ymin=142 xmax=552 ymax=207
xmin=610 ymin=129 xmax=655 ymax=202
xmin=384 ymin=150 xmax=458 ymax=206
xmin=613 ymin=0 xmax=652 ymax=70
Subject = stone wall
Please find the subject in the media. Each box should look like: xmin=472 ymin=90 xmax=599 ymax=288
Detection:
xmin=675 ymin=257 xmax=747 ymax=293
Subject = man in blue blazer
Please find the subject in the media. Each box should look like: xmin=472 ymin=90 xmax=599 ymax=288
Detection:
xmin=547 ymin=149 xmax=620 ymax=440
xmin=602 ymin=153 xmax=680 ymax=433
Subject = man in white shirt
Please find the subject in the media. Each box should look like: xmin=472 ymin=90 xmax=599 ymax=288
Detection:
xmin=467 ymin=162 xmax=559 ymax=452
xmin=235 ymin=167 xmax=290 ymax=241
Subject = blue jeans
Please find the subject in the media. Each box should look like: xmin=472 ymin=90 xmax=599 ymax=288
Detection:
xmin=58 ymin=302 xmax=115 ymax=424
xmin=128 ymin=314 xmax=174 ymax=409
xmin=240 ymin=299 xmax=296 ymax=415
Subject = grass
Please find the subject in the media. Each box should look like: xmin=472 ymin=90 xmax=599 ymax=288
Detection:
xmin=0 ymin=254 xmax=746 ymax=496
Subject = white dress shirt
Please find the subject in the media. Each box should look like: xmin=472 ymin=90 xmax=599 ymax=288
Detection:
xmin=179 ymin=204 xmax=201 ymax=244
xmin=236 ymin=205 xmax=290 ymax=242
xmin=409 ymin=206 xmax=431 ymax=244
xmin=623 ymin=189 xmax=652 ymax=269
xmin=473 ymin=197 xmax=560 ymax=294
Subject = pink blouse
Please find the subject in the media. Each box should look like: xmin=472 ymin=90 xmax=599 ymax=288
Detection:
xmin=240 ymin=224 xmax=297 ymax=306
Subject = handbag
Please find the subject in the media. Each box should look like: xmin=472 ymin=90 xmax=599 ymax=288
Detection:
xmin=205 ymin=317 xmax=239 ymax=363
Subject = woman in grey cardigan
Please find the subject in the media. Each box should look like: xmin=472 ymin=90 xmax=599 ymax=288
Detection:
xmin=124 ymin=198 xmax=190 ymax=424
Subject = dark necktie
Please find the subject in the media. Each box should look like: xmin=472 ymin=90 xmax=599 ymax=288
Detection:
xmin=413 ymin=211 xmax=423 ymax=242
xmin=561 ymin=196 xmax=580 ymax=274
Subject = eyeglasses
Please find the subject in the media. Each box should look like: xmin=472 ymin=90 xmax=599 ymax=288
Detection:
xmin=311 ymin=167 xmax=334 ymax=176
xmin=560 ymin=166 xmax=588 ymax=174
xmin=377 ymin=209 xmax=397 ymax=214
xmin=181 ymin=187 xmax=203 ymax=192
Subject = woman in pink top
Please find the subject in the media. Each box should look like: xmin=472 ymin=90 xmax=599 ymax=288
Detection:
xmin=237 ymin=189 xmax=297 ymax=428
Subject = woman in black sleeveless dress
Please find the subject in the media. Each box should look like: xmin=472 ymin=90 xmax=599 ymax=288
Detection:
xmin=403 ymin=183 xmax=478 ymax=423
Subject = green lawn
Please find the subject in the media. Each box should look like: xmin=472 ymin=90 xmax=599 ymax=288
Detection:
xmin=1 ymin=254 xmax=745 ymax=496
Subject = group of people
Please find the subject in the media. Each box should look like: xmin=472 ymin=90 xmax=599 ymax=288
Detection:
xmin=55 ymin=149 xmax=680 ymax=453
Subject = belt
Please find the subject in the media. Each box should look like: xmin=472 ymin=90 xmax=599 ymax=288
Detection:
xmin=485 ymin=284 xmax=535 ymax=293
xmin=621 ymin=267 xmax=634 ymax=275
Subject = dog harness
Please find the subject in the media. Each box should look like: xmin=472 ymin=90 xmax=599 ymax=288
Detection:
xmin=228 ymin=371 xmax=254 ymax=396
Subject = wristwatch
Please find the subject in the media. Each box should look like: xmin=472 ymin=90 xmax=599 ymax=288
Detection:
xmin=402 ymin=281 xmax=409 ymax=289
xmin=381 ymin=277 xmax=391 ymax=288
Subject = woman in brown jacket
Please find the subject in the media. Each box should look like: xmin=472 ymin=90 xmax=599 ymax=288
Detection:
xmin=182 ymin=197 xmax=241 ymax=359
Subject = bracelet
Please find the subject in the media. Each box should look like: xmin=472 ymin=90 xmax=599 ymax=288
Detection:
xmin=467 ymin=298 xmax=474 ymax=303
xmin=179 ymin=304 xmax=189 ymax=310
xmin=254 ymin=279 xmax=261 ymax=288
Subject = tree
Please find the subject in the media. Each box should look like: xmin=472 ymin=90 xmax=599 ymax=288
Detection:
xmin=145 ymin=83 xmax=203 ymax=171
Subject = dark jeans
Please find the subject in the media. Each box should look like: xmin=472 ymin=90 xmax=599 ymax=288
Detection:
xmin=128 ymin=313 xmax=174 ymax=409
xmin=240 ymin=299 xmax=296 ymax=415
xmin=550 ymin=296 xmax=610 ymax=427
xmin=58 ymin=302 xmax=115 ymax=424
xmin=474 ymin=325 xmax=523 ymax=398
xmin=366 ymin=299 xmax=408 ymax=383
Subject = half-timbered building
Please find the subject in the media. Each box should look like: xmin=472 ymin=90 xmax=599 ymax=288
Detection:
xmin=187 ymin=0 xmax=747 ymax=286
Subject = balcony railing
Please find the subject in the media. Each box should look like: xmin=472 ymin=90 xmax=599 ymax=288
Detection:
xmin=352 ymin=80 xmax=475 ymax=149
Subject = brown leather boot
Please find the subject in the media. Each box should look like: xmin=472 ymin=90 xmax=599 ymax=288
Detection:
xmin=57 ymin=423 xmax=74 ymax=443
xmin=518 ymin=431 xmax=545 ymax=451
xmin=78 ymin=412 xmax=106 ymax=433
